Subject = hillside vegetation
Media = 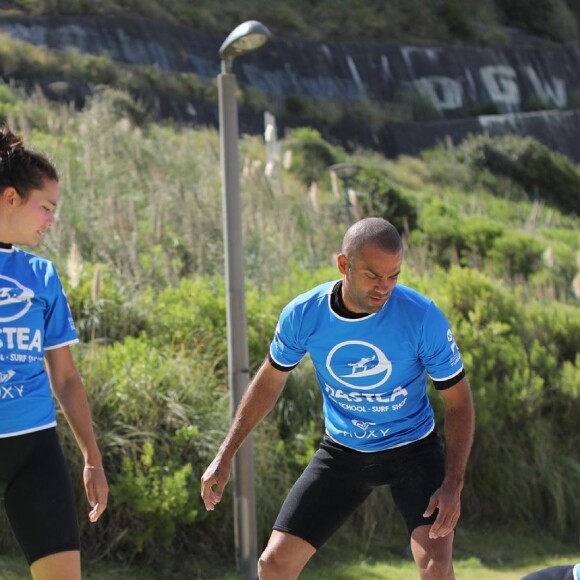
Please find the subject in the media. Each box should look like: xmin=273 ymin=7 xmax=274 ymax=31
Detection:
xmin=2 ymin=0 xmax=580 ymax=153
xmin=0 ymin=86 xmax=578 ymax=576
xmin=3 ymin=0 xmax=580 ymax=45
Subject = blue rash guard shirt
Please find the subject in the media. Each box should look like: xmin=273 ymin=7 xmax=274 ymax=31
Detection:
xmin=269 ymin=280 xmax=464 ymax=452
xmin=0 ymin=246 xmax=78 ymax=437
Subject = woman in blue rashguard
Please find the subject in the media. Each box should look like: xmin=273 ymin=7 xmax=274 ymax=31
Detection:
xmin=0 ymin=126 xmax=108 ymax=579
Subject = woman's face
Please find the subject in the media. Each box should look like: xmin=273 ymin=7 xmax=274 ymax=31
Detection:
xmin=1 ymin=179 xmax=59 ymax=246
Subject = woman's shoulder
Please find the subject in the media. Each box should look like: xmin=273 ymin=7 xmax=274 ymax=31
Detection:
xmin=14 ymin=246 xmax=55 ymax=269
xmin=11 ymin=247 xmax=60 ymax=286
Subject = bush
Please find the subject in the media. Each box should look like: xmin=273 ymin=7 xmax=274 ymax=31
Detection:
xmin=62 ymin=335 xmax=233 ymax=562
xmin=488 ymin=230 xmax=545 ymax=279
xmin=530 ymin=239 xmax=579 ymax=300
xmin=437 ymin=0 xmax=474 ymax=39
xmin=285 ymin=127 xmax=342 ymax=186
xmin=393 ymin=84 xmax=441 ymax=122
xmin=425 ymin=267 xmax=580 ymax=536
xmin=410 ymin=197 xmax=462 ymax=266
xmin=112 ymin=442 xmax=198 ymax=553
xmin=355 ymin=166 xmax=419 ymax=234
xmin=454 ymin=134 xmax=580 ymax=214
xmin=66 ymin=264 xmax=149 ymax=343
xmin=457 ymin=217 xmax=504 ymax=266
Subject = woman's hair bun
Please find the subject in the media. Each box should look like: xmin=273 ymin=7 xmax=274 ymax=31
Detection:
xmin=0 ymin=127 xmax=24 ymax=159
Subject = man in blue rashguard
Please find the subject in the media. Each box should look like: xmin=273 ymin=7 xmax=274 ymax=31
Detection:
xmin=201 ymin=217 xmax=475 ymax=580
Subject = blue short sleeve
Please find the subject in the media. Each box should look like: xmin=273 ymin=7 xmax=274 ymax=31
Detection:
xmin=269 ymin=303 xmax=307 ymax=369
xmin=40 ymin=263 xmax=78 ymax=350
xmin=419 ymin=302 xmax=463 ymax=382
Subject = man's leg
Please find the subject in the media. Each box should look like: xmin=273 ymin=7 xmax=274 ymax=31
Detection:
xmin=30 ymin=551 xmax=81 ymax=580
xmin=262 ymin=436 xmax=373 ymax=579
xmin=387 ymin=433 xmax=453 ymax=579
xmin=410 ymin=525 xmax=455 ymax=580
xmin=259 ymin=530 xmax=317 ymax=580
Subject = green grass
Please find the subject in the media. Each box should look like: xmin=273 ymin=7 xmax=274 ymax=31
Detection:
xmin=1 ymin=526 xmax=578 ymax=579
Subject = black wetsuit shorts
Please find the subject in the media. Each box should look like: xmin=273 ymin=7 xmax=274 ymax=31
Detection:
xmin=273 ymin=429 xmax=445 ymax=549
xmin=0 ymin=427 xmax=80 ymax=564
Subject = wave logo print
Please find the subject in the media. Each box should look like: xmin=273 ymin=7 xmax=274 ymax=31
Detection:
xmin=326 ymin=341 xmax=392 ymax=390
xmin=352 ymin=420 xmax=376 ymax=431
xmin=0 ymin=275 xmax=34 ymax=322
xmin=0 ymin=370 xmax=15 ymax=383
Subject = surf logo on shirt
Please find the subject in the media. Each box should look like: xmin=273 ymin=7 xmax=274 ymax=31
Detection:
xmin=447 ymin=329 xmax=461 ymax=366
xmin=0 ymin=275 xmax=34 ymax=322
xmin=326 ymin=341 xmax=392 ymax=390
xmin=0 ymin=370 xmax=15 ymax=383
xmin=0 ymin=369 xmax=24 ymax=399
xmin=348 ymin=419 xmax=390 ymax=439
xmin=352 ymin=419 xmax=376 ymax=431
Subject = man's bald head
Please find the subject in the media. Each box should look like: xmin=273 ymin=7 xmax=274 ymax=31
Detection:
xmin=342 ymin=217 xmax=403 ymax=261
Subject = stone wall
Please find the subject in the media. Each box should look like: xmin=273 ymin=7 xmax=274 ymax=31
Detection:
xmin=1 ymin=15 xmax=580 ymax=161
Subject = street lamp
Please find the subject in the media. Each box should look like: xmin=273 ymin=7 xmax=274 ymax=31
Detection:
xmin=218 ymin=20 xmax=271 ymax=580
xmin=329 ymin=163 xmax=362 ymax=223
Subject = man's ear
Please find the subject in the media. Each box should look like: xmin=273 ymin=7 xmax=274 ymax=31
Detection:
xmin=337 ymin=253 xmax=348 ymax=275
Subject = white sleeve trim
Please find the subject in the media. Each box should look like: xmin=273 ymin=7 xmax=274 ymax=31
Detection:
xmin=0 ymin=422 xmax=57 ymax=438
xmin=44 ymin=338 xmax=79 ymax=351
xmin=269 ymin=350 xmax=303 ymax=369
xmin=429 ymin=365 xmax=464 ymax=382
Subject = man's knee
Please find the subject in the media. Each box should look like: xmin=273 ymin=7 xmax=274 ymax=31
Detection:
xmin=258 ymin=548 xmax=297 ymax=580
xmin=415 ymin=555 xmax=453 ymax=580
xmin=411 ymin=528 xmax=454 ymax=580
xmin=258 ymin=531 xmax=315 ymax=580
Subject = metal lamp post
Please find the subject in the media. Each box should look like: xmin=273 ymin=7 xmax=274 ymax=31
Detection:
xmin=329 ymin=162 xmax=362 ymax=223
xmin=218 ymin=20 xmax=271 ymax=580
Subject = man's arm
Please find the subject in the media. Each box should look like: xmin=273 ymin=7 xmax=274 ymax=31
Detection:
xmin=423 ymin=376 xmax=475 ymax=539
xmin=200 ymin=357 xmax=290 ymax=511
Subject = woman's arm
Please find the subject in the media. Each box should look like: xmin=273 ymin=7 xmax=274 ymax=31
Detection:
xmin=45 ymin=345 xmax=109 ymax=523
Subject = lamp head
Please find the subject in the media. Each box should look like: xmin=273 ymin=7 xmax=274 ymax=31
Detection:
xmin=219 ymin=20 xmax=272 ymax=61
xmin=329 ymin=163 xmax=362 ymax=181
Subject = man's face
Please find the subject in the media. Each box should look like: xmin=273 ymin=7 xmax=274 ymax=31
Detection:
xmin=338 ymin=244 xmax=403 ymax=314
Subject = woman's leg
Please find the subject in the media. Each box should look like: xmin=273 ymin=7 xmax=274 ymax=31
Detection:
xmin=30 ymin=551 xmax=81 ymax=580
xmin=3 ymin=430 xmax=81 ymax=573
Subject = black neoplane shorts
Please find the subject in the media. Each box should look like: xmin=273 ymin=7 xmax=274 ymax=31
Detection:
xmin=0 ymin=427 xmax=81 ymax=565
xmin=273 ymin=429 xmax=445 ymax=549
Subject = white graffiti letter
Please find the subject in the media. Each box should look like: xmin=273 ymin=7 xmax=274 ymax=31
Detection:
xmin=480 ymin=65 xmax=520 ymax=106
xmin=414 ymin=76 xmax=463 ymax=111
xmin=525 ymin=66 xmax=566 ymax=108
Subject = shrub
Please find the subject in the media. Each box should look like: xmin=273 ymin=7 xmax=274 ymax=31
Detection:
xmin=284 ymin=127 xmax=342 ymax=186
xmin=65 ymin=264 xmax=149 ymax=343
xmin=488 ymin=230 xmax=545 ymax=279
xmin=437 ymin=0 xmax=474 ymax=39
xmin=62 ymin=335 xmax=233 ymax=562
xmin=454 ymin=134 xmax=580 ymax=214
xmin=410 ymin=197 xmax=462 ymax=266
xmin=393 ymin=84 xmax=441 ymax=122
xmin=457 ymin=217 xmax=504 ymax=266
xmin=355 ymin=166 xmax=419 ymax=234
xmin=112 ymin=442 xmax=198 ymax=553
xmin=425 ymin=266 xmax=580 ymax=536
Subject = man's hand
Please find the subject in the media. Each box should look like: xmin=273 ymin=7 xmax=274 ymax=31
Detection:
xmin=201 ymin=456 xmax=231 ymax=511
xmin=423 ymin=480 xmax=462 ymax=539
